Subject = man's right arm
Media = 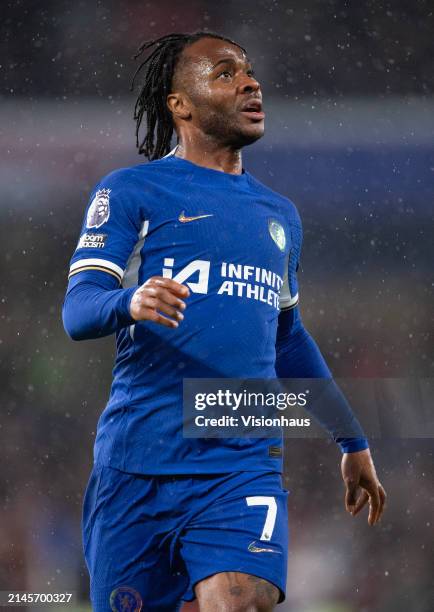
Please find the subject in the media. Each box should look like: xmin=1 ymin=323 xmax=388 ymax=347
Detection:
xmin=62 ymin=273 xmax=188 ymax=341
xmin=63 ymin=169 xmax=187 ymax=341
xmin=62 ymin=272 xmax=136 ymax=341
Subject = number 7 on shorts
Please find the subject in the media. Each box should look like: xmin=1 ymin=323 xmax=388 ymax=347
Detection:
xmin=246 ymin=496 xmax=277 ymax=541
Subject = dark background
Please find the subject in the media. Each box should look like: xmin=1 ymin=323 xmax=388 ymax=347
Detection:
xmin=1 ymin=1 xmax=433 ymax=610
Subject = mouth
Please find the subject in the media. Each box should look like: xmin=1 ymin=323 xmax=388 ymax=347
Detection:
xmin=240 ymin=110 xmax=265 ymax=121
xmin=239 ymin=99 xmax=265 ymax=121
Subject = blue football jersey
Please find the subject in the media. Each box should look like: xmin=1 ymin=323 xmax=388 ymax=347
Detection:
xmin=67 ymin=153 xmax=302 ymax=474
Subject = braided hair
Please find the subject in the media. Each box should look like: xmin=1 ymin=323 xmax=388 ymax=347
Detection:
xmin=131 ymin=31 xmax=246 ymax=160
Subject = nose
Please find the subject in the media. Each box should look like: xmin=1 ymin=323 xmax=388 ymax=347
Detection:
xmin=239 ymin=74 xmax=261 ymax=94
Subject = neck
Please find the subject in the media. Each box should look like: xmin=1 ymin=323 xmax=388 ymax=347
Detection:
xmin=174 ymin=130 xmax=243 ymax=175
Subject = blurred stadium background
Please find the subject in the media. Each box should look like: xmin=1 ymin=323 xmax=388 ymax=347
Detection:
xmin=1 ymin=1 xmax=433 ymax=610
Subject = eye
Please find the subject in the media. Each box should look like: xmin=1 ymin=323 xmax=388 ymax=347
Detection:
xmin=218 ymin=70 xmax=232 ymax=79
xmin=247 ymin=69 xmax=255 ymax=77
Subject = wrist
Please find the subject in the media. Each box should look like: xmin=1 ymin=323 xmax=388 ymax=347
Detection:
xmin=120 ymin=286 xmax=138 ymax=325
xmin=338 ymin=437 xmax=369 ymax=454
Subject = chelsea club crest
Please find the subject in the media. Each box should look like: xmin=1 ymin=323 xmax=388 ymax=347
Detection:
xmin=268 ymin=219 xmax=286 ymax=252
xmin=110 ymin=585 xmax=142 ymax=611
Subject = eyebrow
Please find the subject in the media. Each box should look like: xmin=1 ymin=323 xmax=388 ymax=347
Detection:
xmin=212 ymin=57 xmax=253 ymax=70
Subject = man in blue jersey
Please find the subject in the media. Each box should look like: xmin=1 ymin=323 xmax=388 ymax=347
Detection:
xmin=63 ymin=31 xmax=386 ymax=612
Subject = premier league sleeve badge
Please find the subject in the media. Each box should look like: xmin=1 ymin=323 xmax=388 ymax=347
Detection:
xmin=86 ymin=188 xmax=111 ymax=229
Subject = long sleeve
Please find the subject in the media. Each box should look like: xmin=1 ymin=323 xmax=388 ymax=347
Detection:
xmin=275 ymin=306 xmax=369 ymax=453
xmin=62 ymin=271 xmax=136 ymax=341
xmin=63 ymin=167 xmax=150 ymax=340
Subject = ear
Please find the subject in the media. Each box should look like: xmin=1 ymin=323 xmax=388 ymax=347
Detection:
xmin=167 ymin=92 xmax=192 ymax=121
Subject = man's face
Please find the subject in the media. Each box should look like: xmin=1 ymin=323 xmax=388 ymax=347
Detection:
xmin=171 ymin=37 xmax=265 ymax=147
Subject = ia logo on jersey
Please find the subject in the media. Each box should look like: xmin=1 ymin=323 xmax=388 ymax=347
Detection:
xmin=163 ymin=258 xmax=210 ymax=293
xmin=268 ymin=219 xmax=286 ymax=252
xmin=87 ymin=188 xmax=111 ymax=229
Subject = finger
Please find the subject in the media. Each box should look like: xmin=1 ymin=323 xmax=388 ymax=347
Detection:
xmin=147 ymin=277 xmax=190 ymax=298
xmin=132 ymin=294 xmax=159 ymax=315
xmin=344 ymin=479 xmax=360 ymax=513
xmin=135 ymin=298 xmax=183 ymax=324
xmin=145 ymin=309 xmax=179 ymax=328
xmin=136 ymin=290 xmax=185 ymax=317
xmin=144 ymin=286 xmax=187 ymax=311
xmin=352 ymin=490 xmax=369 ymax=516
xmin=377 ymin=484 xmax=387 ymax=522
xmin=364 ymin=481 xmax=381 ymax=525
xmin=154 ymin=301 xmax=184 ymax=321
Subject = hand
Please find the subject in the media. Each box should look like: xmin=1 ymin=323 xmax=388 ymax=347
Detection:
xmin=341 ymin=448 xmax=386 ymax=525
xmin=129 ymin=276 xmax=189 ymax=328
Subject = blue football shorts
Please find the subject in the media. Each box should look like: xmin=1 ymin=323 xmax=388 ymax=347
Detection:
xmin=82 ymin=464 xmax=289 ymax=611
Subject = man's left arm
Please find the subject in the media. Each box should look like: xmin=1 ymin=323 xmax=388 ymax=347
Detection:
xmin=275 ymin=306 xmax=386 ymax=524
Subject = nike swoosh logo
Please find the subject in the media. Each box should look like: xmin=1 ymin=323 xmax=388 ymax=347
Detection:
xmin=178 ymin=211 xmax=214 ymax=223
xmin=248 ymin=541 xmax=281 ymax=554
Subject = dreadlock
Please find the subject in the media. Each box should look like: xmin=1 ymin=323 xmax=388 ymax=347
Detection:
xmin=130 ymin=31 xmax=246 ymax=161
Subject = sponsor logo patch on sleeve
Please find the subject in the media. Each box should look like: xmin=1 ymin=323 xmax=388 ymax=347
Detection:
xmin=77 ymin=233 xmax=107 ymax=249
